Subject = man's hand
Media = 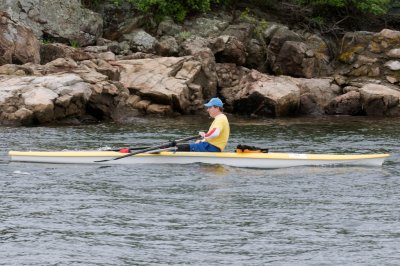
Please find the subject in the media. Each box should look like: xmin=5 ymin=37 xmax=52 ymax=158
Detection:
xmin=196 ymin=132 xmax=206 ymax=143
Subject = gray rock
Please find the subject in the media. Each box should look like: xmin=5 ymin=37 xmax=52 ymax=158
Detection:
xmin=359 ymin=83 xmax=400 ymax=116
xmin=0 ymin=11 xmax=40 ymax=64
xmin=0 ymin=0 xmax=102 ymax=46
xmin=0 ymin=74 xmax=92 ymax=125
xmin=384 ymin=60 xmax=400 ymax=70
xmin=221 ymin=70 xmax=300 ymax=117
xmin=325 ymin=91 xmax=363 ymax=115
xmin=123 ymin=29 xmax=157 ymax=53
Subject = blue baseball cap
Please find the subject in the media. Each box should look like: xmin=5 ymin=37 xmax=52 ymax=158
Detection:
xmin=204 ymin=97 xmax=223 ymax=107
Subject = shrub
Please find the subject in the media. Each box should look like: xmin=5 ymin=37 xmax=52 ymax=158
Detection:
xmin=292 ymin=0 xmax=391 ymax=15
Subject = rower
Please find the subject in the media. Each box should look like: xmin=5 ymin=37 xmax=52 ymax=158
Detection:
xmin=177 ymin=97 xmax=230 ymax=152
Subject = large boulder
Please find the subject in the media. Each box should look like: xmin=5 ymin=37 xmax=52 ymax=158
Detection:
xmin=0 ymin=0 xmax=102 ymax=46
xmin=263 ymin=24 xmax=333 ymax=78
xmin=115 ymin=56 xmax=218 ymax=115
xmin=221 ymin=70 xmax=300 ymax=117
xmin=184 ymin=17 xmax=229 ymax=38
xmin=325 ymin=91 xmax=363 ymax=115
xmin=245 ymin=38 xmax=267 ymax=72
xmin=292 ymin=78 xmax=341 ymax=115
xmin=210 ymin=35 xmax=246 ymax=65
xmin=0 ymin=11 xmax=40 ymax=65
xmin=222 ymin=23 xmax=254 ymax=43
xmin=122 ymin=29 xmax=157 ymax=53
xmin=40 ymin=43 xmax=93 ymax=64
xmin=180 ymin=36 xmax=212 ymax=56
xmin=0 ymin=74 xmax=92 ymax=125
xmin=359 ymin=83 xmax=400 ymax=116
xmin=265 ymin=25 xmax=302 ymax=70
xmin=157 ymin=16 xmax=183 ymax=37
xmin=274 ymin=41 xmax=315 ymax=78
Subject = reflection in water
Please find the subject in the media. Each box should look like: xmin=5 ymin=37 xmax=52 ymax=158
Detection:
xmin=199 ymin=164 xmax=230 ymax=175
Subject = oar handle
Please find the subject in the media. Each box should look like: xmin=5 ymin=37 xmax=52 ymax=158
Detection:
xmin=95 ymin=135 xmax=200 ymax=163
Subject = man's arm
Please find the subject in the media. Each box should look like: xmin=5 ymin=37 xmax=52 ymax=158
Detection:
xmin=201 ymin=128 xmax=221 ymax=140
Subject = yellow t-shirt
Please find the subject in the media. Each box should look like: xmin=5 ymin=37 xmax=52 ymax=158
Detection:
xmin=206 ymin=114 xmax=230 ymax=151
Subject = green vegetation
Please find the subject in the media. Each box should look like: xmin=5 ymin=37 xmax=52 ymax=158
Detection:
xmin=309 ymin=16 xmax=324 ymax=27
xmin=293 ymin=0 xmax=391 ymax=15
xmin=82 ymin=0 xmax=219 ymax=22
xmin=288 ymin=0 xmax=395 ymax=34
xmin=239 ymin=7 xmax=257 ymax=23
xmin=254 ymin=19 xmax=269 ymax=37
xmin=41 ymin=39 xmax=52 ymax=45
xmin=175 ymin=31 xmax=193 ymax=40
xmin=80 ymin=0 xmax=399 ymax=32
xmin=239 ymin=8 xmax=269 ymax=37
xmin=69 ymin=40 xmax=80 ymax=48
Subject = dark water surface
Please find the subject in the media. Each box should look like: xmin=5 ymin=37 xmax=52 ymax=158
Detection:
xmin=1 ymin=116 xmax=399 ymax=265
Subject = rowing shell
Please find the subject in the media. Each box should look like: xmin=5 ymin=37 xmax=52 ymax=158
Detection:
xmin=8 ymin=150 xmax=390 ymax=169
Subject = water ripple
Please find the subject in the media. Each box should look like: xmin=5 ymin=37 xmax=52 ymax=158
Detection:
xmin=1 ymin=117 xmax=400 ymax=265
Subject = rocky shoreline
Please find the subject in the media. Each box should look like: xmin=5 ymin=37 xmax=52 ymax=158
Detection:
xmin=1 ymin=1 xmax=400 ymax=126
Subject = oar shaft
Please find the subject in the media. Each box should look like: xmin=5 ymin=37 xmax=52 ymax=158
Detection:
xmin=108 ymin=136 xmax=201 ymax=152
xmin=108 ymin=146 xmax=149 ymax=152
xmin=144 ymin=147 xmax=178 ymax=154
xmin=95 ymin=135 xmax=199 ymax=162
xmin=175 ymin=135 xmax=201 ymax=142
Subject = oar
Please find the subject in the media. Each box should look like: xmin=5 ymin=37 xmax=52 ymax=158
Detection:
xmin=107 ymin=146 xmax=150 ymax=152
xmin=144 ymin=147 xmax=178 ymax=154
xmin=95 ymin=135 xmax=200 ymax=163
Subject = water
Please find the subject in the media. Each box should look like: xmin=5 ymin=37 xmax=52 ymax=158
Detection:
xmin=1 ymin=116 xmax=400 ymax=265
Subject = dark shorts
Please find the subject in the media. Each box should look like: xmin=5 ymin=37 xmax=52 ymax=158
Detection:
xmin=189 ymin=142 xmax=221 ymax=152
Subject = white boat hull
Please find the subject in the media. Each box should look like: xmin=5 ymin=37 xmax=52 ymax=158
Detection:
xmin=8 ymin=151 xmax=390 ymax=169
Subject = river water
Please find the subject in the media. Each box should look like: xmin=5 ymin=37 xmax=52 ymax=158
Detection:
xmin=0 ymin=116 xmax=399 ymax=265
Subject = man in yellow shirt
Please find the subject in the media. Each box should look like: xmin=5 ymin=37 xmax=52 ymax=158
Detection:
xmin=177 ymin=97 xmax=230 ymax=152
